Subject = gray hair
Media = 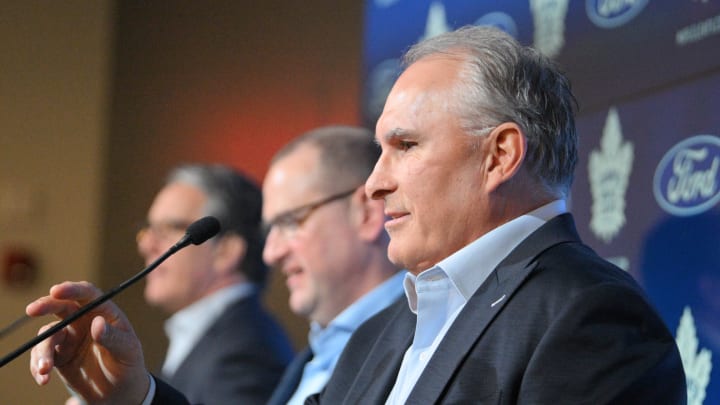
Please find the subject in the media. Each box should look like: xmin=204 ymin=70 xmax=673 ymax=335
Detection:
xmin=404 ymin=25 xmax=578 ymax=198
xmin=168 ymin=164 xmax=267 ymax=285
xmin=272 ymin=125 xmax=380 ymax=193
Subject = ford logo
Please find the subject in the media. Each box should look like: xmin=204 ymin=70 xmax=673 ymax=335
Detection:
xmin=587 ymin=0 xmax=649 ymax=28
xmin=653 ymin=135 xmax=720 ymax=216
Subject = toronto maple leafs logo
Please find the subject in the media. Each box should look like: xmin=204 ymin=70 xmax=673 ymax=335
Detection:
xmin=529 ymin=0 xmax=570 ymax=58
xmin=676 ymin=306 xmax=712 ymax=405
xmin=588 ymin=107 xmax=634 ymax=243
xmin=421 ymin=1 xmax=451 ymax=40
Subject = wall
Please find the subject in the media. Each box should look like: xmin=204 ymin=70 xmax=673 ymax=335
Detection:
xmin=0 ymin=0 xmax=363 ymax=403
xmin=0 ymin=1 xmax=114 ymax=403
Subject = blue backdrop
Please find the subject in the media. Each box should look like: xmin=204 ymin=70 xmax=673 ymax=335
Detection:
xmin=362 ymin=1 xmax=720 ymax=403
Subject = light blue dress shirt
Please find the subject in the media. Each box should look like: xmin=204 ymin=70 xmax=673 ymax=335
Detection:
xmin=386 ymin=200 xmax=567 ymax=404
xmin=287 ymin=271 xmax=406 ymax=405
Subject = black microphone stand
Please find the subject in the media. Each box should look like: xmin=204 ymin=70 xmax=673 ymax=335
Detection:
xmin=0 ymin=235 xmax=192 ymax=368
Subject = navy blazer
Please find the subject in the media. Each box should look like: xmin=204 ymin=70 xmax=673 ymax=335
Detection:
xmin=155 ymin=293 xmax=293 ymax=405
xmin=266 ymin=347 xmax=314 ymax=405
xmin=307 ymin=214 xmax=686 ymax=404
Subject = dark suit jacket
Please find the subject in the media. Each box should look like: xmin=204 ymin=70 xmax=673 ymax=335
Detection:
xmin=266 ymin=347 xmax=314 ymax=405
xmin=268 ymin=295 xmax=409 ymax=404
xmin=307 ymin=214 xmax=687 ymax=404
xmin=154 ymin=293 xmax=294 ymax=405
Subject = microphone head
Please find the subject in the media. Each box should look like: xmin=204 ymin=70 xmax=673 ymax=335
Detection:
xmin=185 ymin=216 xmax=221 ymax=245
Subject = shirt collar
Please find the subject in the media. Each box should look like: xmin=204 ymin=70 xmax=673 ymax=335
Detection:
xmin=403 ymin=200 xmax=566 ymax=308
xmin=164 ymin=283 xmax=256 ymax=341
xmin=309 ymin=271 xmax=405 ymax=349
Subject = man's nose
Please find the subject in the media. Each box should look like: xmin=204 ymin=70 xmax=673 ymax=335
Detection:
xmin=365 ymin=155 xmax=394 ymax=201
xmin=262 ymin=226 xmax=288 ymax=266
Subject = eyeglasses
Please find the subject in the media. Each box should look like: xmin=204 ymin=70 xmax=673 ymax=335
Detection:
xmin=263 ymin=187 xmax=360 ymax=239
xmin=136 ymin=220 xmax=194 ymax=244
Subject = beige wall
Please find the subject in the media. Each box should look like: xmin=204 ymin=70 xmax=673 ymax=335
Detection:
xmin=0 ymin=1 xmax=363 ymax=402
xmin=0 ymin=1 xmax=114 ymax=402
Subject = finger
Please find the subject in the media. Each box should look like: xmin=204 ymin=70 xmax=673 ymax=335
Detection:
xmin=28 ymin=281 xmax=122 ymax=324
xmin=49 ymin=281 xmax=103 ymax=303
xmin=65 ymin=396 xmax=83 ymax=405
xmin=51 ymin=282 xmax=127 ymax=325
xmin=26 ymin=296 xmax=81 ymax=318
xmin=30 ymin=358 xmax=51 ymax=386
xmin=90 ymin=316 xmax=109 ymax=343
xmin=25 ymin=281 xmax=92 ymax=317
xmin=29 ymin=321 xmax=68 ymax=385
xmin=90 ymin=316 xmax=142 ymax=365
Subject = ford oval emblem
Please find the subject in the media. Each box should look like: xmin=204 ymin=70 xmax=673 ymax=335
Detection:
xmin=586 ymin=0 xmax=649 ymax=29
xmin=653 ymin=135 xmax=720 ymax=216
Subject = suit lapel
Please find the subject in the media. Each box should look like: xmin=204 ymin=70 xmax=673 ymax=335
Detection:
xmin=406 ymin=257 xmax=538 ymax=403
xmin=406 ymin=214 xmax=580 ymax=403
xmin=164 ymin=295 xmax=255 ymax=387
xmin=344 ymin=301 xmax=416 ymax=403
xmin=266 ymin=347 xmax=313 ymax=405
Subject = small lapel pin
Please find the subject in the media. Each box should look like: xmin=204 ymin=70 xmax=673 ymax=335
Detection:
xmin=491 ymin=294 xmax=506 ymax=308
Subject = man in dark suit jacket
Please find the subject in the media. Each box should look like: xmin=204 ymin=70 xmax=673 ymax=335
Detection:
xmin=160 ymin=293 xmax=293 ymax=404
xmin=306 ymin=25 xmax=686 ymax=403
xmin=133 ymin=165 xmax=293 ymax=404
xmin=26 ymin=26 xmax=686 ymax=404
xmin=309 ymin=215 xmax=685 ymax=403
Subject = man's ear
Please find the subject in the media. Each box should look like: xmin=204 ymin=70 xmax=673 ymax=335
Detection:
xmin=484 ymin=122 xmax=526 ymax=192
xmin=212 ymin=233 xmax=247 ymax=276
xmin=350 ymin=187 xmax=386 ymax=242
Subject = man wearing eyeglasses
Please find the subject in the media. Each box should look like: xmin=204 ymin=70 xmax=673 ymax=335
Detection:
xmin=26 ymin=132 xmax=402 ymax=405
xmin=262 ymin=126 xmax=404 ymax=405
xmin=132 ymin=164 xmax=294 ymax=404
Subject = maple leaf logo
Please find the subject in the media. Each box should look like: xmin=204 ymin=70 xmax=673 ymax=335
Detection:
xmin=676 ymin=306 xmax=712 ymax=405
xmin=588 ymin=107 xmax=634 ymax=243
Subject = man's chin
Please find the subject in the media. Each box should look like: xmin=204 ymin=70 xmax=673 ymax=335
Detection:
xmin=289 ymin=298 xmax=312 ymax=319
xmin=143 ymin=292 xmax=165 ymax=308
xmin=387 ymin=244 xmax=407 ymax=268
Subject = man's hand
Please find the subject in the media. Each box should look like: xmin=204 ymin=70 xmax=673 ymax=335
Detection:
xmin=27 ymin=281 xmax=150 ymax=404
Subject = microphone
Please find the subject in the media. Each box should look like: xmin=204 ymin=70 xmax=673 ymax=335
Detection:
xmin=177 ymin=215 xmax=222 ymax=247
xmin=0 ymin=216 xmax=221 ymax=368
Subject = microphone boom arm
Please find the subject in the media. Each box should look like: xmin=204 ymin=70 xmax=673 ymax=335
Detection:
xmin=0 ymin=216 xmax=219 ymax=368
